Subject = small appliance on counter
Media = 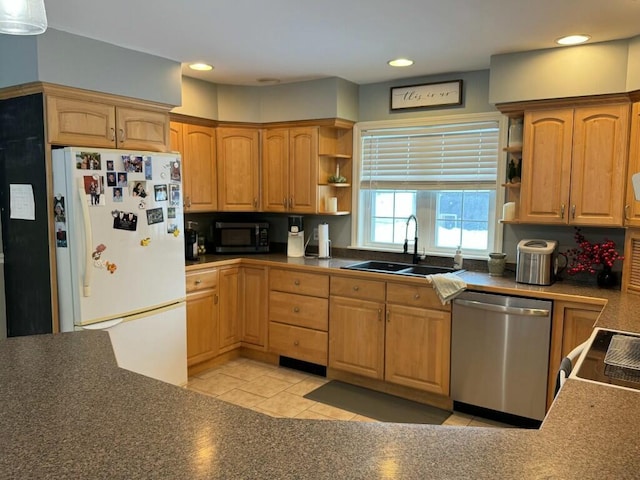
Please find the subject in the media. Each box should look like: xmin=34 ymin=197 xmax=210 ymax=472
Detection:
xmin=318 ymin=222 xmax=331 ymax=259
xmin=212 ymin=222 xmax=269 ymax=254
xmin=185 ymin=221 xmax=199 ymax=260
xmin=516 ymin=239 xmax=558 ymax=286
xmin=287 ymin=215 xmax=305 ymax=258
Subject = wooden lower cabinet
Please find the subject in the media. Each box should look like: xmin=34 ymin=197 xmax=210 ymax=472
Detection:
xmin=240 ymin=266 xmax=268 ymax=348
xmin=185 ymin=268 xmax=219 ymax=367
xmin=385 ymin=304 xmax=450 ymax=395
xmin=328 ymin=296 xmax=385 ymax=379
xmin=546 ymin=300 xmax=603 ymax=409
xmin=218 ymin=266 xmax=241 ymax=353
xmin=269 ymin=322 xmax=328 ymax=365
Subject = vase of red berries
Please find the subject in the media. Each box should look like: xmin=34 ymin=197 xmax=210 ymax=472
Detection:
xmin=564 ymin=228 xmax=623 ymax=289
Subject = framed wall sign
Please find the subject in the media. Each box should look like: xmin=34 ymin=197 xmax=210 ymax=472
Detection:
xmin=390 ymin=80 xmax=463 ymax=111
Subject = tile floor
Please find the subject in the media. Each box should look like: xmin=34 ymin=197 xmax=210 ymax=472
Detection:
xmin=187 ymin=357 xmax=512 ymax=428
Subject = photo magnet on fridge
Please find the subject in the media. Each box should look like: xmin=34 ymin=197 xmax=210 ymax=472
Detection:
xmin=169 ymin=184 xmax=180 ymax=206
xmin=146 ymin=207 xmax=164 ymax=225
xmin=154 ymin=184 xmax=168 ymax=202
xmin=76 ymin=152 xmax=101 ymax=170
xmin=170 ymin=160 xmax=181 ymax=182
xmin=113 ymin=212 xmax=138 ymax=231
xmin=83 ymin=175 xmax=105 ymax=206
xmin=123 ymin=155 xmax=144 ymax=173
xmin=144 ymin=157 xmax=153 ymax=180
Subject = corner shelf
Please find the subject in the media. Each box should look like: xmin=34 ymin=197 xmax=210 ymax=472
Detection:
xmin=318 ymin=125 xmax=353 ymax=214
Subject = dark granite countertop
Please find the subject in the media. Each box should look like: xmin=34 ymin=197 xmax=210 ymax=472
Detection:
xmin=3 ymin=255 xmax=639 ymax=478
xmin=2 ymin=331 xmax=639 ymax=478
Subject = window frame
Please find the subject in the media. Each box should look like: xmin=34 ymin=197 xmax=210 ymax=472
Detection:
xmin=351 ymin=112 xmax=507 ymax=259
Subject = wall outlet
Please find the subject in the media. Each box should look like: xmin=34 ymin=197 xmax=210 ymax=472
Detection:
xmin=313 ymin=227 xmax=319 ymax=240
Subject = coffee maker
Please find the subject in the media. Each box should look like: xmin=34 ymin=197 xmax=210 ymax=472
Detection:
xmin=287 ymin=215 xmax=305 ymax=257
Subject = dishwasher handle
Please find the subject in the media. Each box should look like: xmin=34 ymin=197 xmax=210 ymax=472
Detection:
xmin=454 ymin=299 xmax=550 ymax=317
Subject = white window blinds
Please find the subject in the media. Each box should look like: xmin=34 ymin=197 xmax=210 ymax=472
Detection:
xmin=361 ymin=120 xmax=499 ymax=190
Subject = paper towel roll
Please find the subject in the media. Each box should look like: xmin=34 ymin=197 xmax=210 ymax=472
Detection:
xmin=318 ymin=223 xmax=330 ymax=258
xmin=326 ymin=197 xmax=338 ymax=213
xmin=503 ymin=202 xmax=516 ymax=221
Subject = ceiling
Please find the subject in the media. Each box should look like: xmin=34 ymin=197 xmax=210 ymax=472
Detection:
xmin=44 ymin=0 xmax=640 ymax=86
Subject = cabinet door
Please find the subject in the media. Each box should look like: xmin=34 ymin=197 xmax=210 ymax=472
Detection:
xmin=626 ymin=102 xmax=640 ymax=227
xmin=115 ymin=107 xmax=168 ymax=152
xmin=385 ymin=304 xmax=450 ymax=395
xmin=570 ymin=104 xmax=629 ymax=226
xmin=186 ymin=289 xmax=218 ymax=366
xmin=328 ymin=296 xmax=385 ymax=379
xmin=289 ymin=127 xmax=318 ymax=213
xmin=217 ymin=128 xmax=260 ymax=211
xmin=218 ymin=267 xmax=241 ymax=352
xmin=183 ymin=124 xmax=217 ymax=212
xmin=262 ymin=128 xmax=290 ymax=212
xmin=520 ymin=109 xmax=573 ymax=224
xmin=46 ymin=95 xmax=116 ymax=148
xmin=241 ymin=266 xmax=268 ymax=348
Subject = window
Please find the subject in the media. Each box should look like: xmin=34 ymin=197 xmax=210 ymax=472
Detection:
xmin=354 ymin=113 xmax=505 ymax=258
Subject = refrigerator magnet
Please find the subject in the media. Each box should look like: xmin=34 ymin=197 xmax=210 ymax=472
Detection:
xmin=169 ymin=184 xmax=180 ymax=206
xmin=130 ymin=181 xmax=147 ymax=198
xmin=170 ymin=160 xmax=181 ymax=182
xmin=106 ymin=160 xmax=114 ymax=171
xmin=123 ymin=155 xmax=144 ymax=173
xmin=113 ymin=187 xmax=123 ymax=203
xmin=113 ymin=212 xmax=138 ymax=231
xmin=76 ymin=152 xmax=101 ymax=170
xmin=106 ymin=172 xmax=117 ymax=187
xmin=167 ymin=207 xmax=176 ymax=219
xmin=117 ymin=172 xmax=128 ymax=187
xmin=83 ymin=175 xmax=105 ymax=206
xmin=167 ymin=223 xmax=179 ymax=235
xmin=154 ymin=184 xmax=168 ymax=202
xmin=144 ymin=157 xmax=153 ymax=180
xmin=140 ymin=237 xmax=151 ymax=247
xmin=146 ymin=207 xmax=164 ymax=225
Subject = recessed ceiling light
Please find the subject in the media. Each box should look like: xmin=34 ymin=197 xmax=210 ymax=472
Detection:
xmin=388 ymin=58 xmax=414 ymax=67
xmin=257 ymin=78 xmax=281 ymax=84
xmin=555 ymin=34 xmax=591 ymax=46
xmin=189 ymin=63 xmax=213 ymax=71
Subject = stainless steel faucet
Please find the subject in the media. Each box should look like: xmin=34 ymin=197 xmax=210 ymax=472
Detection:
xmin=403 ymin=214 xmax=419 ymax=264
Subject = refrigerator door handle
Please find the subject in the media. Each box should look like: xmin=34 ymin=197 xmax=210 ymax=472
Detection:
xmin=82 ymin=318 xmax=124 ymax=330
xmin=77 ymin=177 xmax=93 ymax=297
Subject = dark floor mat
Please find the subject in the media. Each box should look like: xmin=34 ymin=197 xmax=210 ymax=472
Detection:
xmin=304 ymin=380 xmax=450 ymax=424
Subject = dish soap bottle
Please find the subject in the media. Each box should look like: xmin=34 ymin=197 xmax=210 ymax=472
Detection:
xmin=453 ymin=246 xmax=463 ymax=270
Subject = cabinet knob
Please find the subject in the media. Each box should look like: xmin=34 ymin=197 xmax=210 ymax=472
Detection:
xmin=110 ymin=127 xmax=116 ymax=142
xmin=119 ymin=128 xmax=125 ymax=143
xmin=293 ymin=340 xmax=300 ymax=346
xmin=283 ymin=198 xmax=287 ymax=208
xmin=254 ymin=198 xmax=258 ymax=207
xmin=195 ymin=279 xmax=202 ymax=285
xmin=625 ymin=204 xmax=630 ymax=220
xmin=414 ymin=293 xmax=420 ymax=300
xmin=294 ymin=279 xmax=300 ymax=286
xmin=571 ymin=204 xmax=576 ymax=219
xmin=214 ymin=294 xmax=219 ymax=305
xmin=386 ymin=311 xmax=391 ymax=322
xmin=561 ymin=204 xmax=565 ymax=219
xmin=289 ymin=197 xmax=294 ymax=208
xmin=353 ymin=285 xmax=359 ymax=291
xmin=293 ymin=306 xmax=300 ymax=313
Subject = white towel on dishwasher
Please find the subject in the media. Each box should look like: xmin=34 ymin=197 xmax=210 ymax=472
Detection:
xmin=429 ymin=273 xmax=467 ymax=305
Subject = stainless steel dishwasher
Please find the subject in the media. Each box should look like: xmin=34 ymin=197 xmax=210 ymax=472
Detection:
xmin=451 ymin=291 xmax=552 ymax=422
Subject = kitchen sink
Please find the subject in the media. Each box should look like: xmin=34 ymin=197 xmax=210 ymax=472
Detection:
xmin=341 ymin=260 xmax=462 ymax=277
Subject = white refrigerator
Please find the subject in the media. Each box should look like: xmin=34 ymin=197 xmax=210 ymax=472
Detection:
xmin=53 ymin=147 xmax=187 ymax=386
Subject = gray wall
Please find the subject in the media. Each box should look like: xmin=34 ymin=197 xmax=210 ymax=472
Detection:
xmin=172 ymin=76 xmax=219 ymax=120
xmin=0 ymin=29 xmax=182 ymax=105
xmin=359 ymin=69 xmax=495 ymax=121
xmin=489 ymin=39 xmax=630 ymax=104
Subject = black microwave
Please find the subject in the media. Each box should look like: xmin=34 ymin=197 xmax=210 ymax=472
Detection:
xmin=212 ymin=222 xmax=269 ymax=253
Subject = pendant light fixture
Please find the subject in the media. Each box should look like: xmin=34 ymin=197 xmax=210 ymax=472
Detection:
xmin=0 ymin=0 xmax=48 ymax=35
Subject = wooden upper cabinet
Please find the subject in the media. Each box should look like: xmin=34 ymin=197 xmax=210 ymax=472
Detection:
xmin=262 ymin=128 xmax=290 ymax=212
xmin=46 ymin=95 xmax=169 ymax=151
xmin=261 ymin=126 xmax=318 ymax=213
xmin=520 ymin=103 xmax=629 ymax=226
xmin=570 ymin=105 xmax=629 ymax=226
xmin=289 ymin=127 xmax=318 ymax=213
xmin=217 ymin=127 xmax=260 ymax=211
xmin=46 ymin=96 xmax=117 ymax=148
xmin=625 ymin=102 xmax=640 ymax=227
xmin=171 ymin=121 xmax=217 ymax=212
xmin=115 ymin=107 xmax=169 ymax=151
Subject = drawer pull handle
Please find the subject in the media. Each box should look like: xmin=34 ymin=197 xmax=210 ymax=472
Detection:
xmin=294 ymin=279 xmax=300 ymax=286
xmin=293 ymin=340 xmax=300 ymax=346
xmin=414 ymin=293 xmax=420 ymax=299
xmin=293 ymin=306 xmax=300 ymax=313
xmin=353 ymin=285 xmax=359 ymax=291
xmin=195 ymin=279 xmax=202 ymax=285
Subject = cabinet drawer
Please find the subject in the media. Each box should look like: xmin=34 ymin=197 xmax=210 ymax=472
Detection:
xmin=270 ymin=268 xmax=329 ymax=297
xmin=269 ymin=291 xmax=328 ymax=331
xmin=330 ymin=276 xmax=385 ymax=301
xmin=185 ymin=268 xmax=218 ymax=293
xmin=386 ymin=282 xmax=450 ymax=311
xmin=269 ymin=322 xmax=328 ymax=366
